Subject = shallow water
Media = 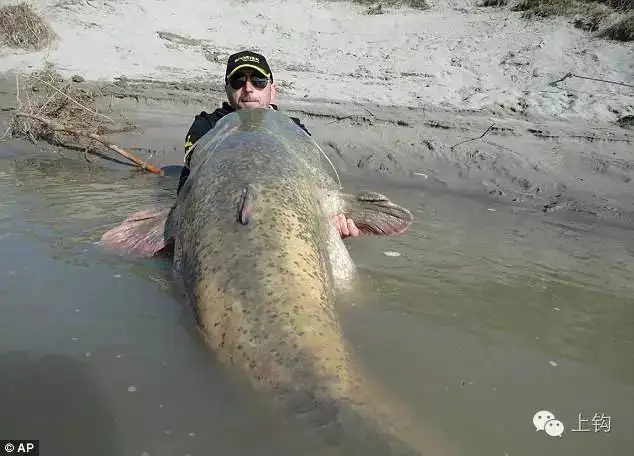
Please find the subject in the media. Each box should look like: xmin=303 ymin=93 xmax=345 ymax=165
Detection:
xmin=1 ymin=148 xmax=633 ymax=456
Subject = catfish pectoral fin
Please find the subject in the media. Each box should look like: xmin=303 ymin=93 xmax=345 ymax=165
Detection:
xmin=339 ymin=191 xmax=414 ymax=236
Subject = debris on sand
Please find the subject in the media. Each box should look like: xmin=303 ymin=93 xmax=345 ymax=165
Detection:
xmin=493 ymin=0 xmax=633 ymax=41
xmin=2 ymin=65 xmax=163 ymax=175
xmin=480 ymin=0 xmax=508 ymax=6
xmin=598 ymin=11 xmax=634 ymax=41
xmin=351 ymin=0 xmax=430 ymax=9
xmin=0 ymin=2 xmax=57 ymax=51
xmin=9 ymin=65 xmax=116 ymax=143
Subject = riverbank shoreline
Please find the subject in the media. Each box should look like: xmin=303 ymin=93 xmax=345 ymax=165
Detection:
xmin=1 ymin=71 xmax=633 ymax=230
xmin=1 ymin=0 xmax=633 ymax=228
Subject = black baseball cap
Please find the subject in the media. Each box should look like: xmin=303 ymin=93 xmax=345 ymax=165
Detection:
xmin=225 ymin=50 xmax=273 ymax=82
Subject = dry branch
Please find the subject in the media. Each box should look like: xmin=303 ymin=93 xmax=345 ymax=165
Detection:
xmin=450 ymin=123 xmax=496 ymax=150
xmin=14 ymin=112 xmax=163 ymax=175
xmin=550 ymin=71 xmax=634 ymax=88
xmin=5 ymin=66 xmax=163 ymax=175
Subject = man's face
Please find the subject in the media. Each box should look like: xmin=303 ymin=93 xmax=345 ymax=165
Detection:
xmin=226 ymin=68 xmax=276 ymax=110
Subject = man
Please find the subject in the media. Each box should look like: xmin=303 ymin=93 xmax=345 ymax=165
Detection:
xmin=177 ymin=50 xmax=359 ymax=238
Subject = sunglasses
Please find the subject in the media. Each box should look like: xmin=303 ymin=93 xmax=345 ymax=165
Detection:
xmin=228 ymin=72 xmax=270 ymax=90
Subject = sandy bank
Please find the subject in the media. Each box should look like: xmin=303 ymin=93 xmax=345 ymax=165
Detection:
xmin=0 ymin=0 xmax=632 ymax=124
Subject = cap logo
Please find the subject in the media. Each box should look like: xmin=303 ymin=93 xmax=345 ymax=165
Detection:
xmin=235 ymin=55 xmax=260 ymax=64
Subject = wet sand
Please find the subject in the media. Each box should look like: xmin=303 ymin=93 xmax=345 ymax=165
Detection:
xmin=1 ymin=72 xmax=632 ymax=229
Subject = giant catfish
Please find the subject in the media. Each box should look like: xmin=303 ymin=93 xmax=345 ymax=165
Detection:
xmin=101 ymin=108 xmax=444 ymax=455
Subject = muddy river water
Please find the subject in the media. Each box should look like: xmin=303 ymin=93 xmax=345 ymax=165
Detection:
xmin=1 ymin=147 xmax=632 ymax=456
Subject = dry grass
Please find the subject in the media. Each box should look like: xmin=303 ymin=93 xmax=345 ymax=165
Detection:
xmin=0 ymin=2 xmax=57 ymax=51
xmin=504 ymin=0 xmax=633 ymax=40
xmin=2 ymin=66 xmax=161 ymax=174
xmin=597 ymin=10 xmax=634 ymax=39
xmin=351 ymin=0 xmax=430 ymax=10
xmin=601 ymin=0 xmax=633 ymax=10
xmin=9 ymin=65 xmax=118 ymax=147
xmin=480 ymin=0 xmax=508 ymax=6
xmin=513 ymin=0 xmax=632 ymax=14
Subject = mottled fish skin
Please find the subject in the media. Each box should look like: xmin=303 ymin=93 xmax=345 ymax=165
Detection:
xmin=166 ymin=109 xmax=422 ymax=455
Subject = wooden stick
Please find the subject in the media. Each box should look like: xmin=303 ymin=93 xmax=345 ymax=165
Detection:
xmin=549 ymin=71 xmax=634 ymax=89
xmin=14 ymin=112 xmax=164 ymax=175
xmin=450 ymin=123 xmax=496 ymax=151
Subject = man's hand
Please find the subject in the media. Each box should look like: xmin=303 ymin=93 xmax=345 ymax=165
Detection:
xmin=331 ymin=213 xmax=360 ymax=239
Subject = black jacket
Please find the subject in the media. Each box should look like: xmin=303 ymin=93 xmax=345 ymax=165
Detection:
xmin=177 ymin=102 xmax=311 ymax=193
